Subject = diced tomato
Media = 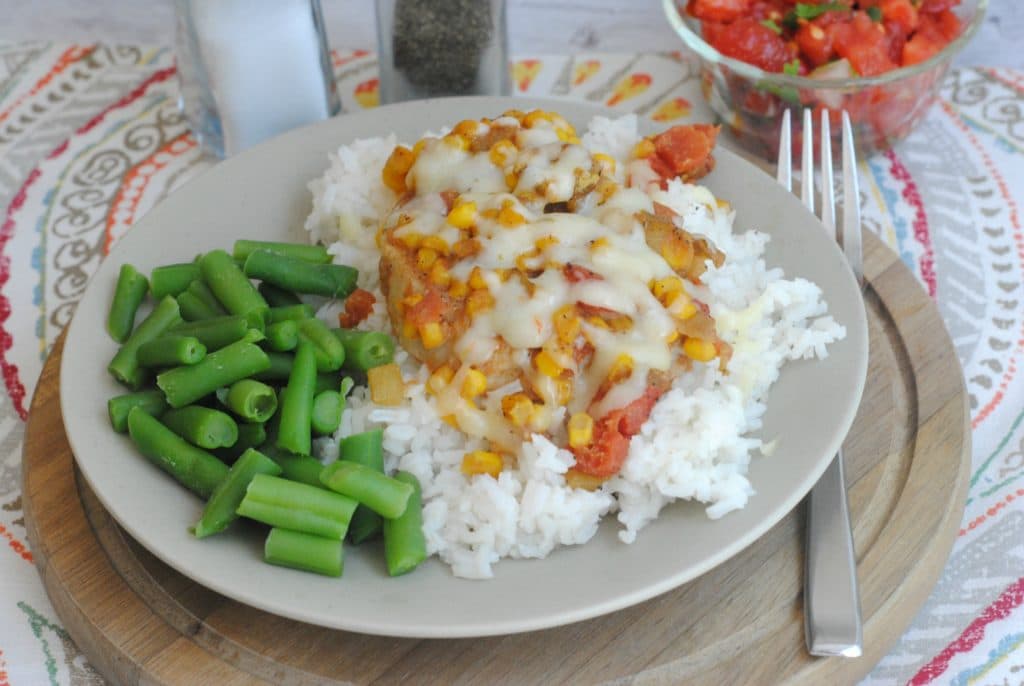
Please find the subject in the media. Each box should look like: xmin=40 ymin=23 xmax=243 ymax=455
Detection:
xmin=930 ymin=9 xmax=962 ymax=40
xmin=571 ymin=386 xmax=666 ymax=477
xmin=700 ymin=20 xmax=729 ymax=47
xmin=651 ymin=124 xmax=719 ymax=181
xmin=880 ymin=0 xmax=918 ymax=34
xmin=338 ymin=288 xmax=376 ymax=328
xmin=902 ymin=15 xmax=946 ymax=66
xmin=833 ymin=12 xmax=898 ymax=76
xmin=796 ymin=22 xmax=835 ymax=67
xmin=405 ymin=289 xmax=445 ymax=327
xmin=707 ymin=17 xmax=794 ymax=72
xmin=918 ymin=0 xmax=959 ymax=14
xmin=686 ymin=0 xmax=751 ymax=22
xmin=564 ymin=263 xmax=602 ymax=283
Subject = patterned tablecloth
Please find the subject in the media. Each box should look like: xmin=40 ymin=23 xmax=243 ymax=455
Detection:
xmin=0 ymin=42 xmax=1021 ymax=685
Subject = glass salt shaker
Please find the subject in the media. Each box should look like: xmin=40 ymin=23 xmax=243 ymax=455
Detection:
xmin=174 ymin=0 xmax=340 ymax=158
xmin=375 ymin=0 xmax=510 ymax=103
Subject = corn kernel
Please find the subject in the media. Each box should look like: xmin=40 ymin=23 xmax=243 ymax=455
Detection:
xmin=555 ymin=378 xmax=572 ymax=405
xmin=608 ymin=315 xmax=633 ymax=332
xmin=467 ymin=289 xmax=495 ymax=316
xmin=468 ymin=266 xmax=488 ymax=290
xmin=446 ymin=200 xmax=477 ymax=229
xmin=533 ymin=350 xmax=562 ymax=378
xmin=590 ymin=236 xmax=610 ymax=252
xmin=498 ymin=206 xmax=525 ymax=228
xmin=452 ymin=119 xmax=479 ymax=137
xmin=595 ymin=177 xmax=618 ymax=203
xmin=489 ymin=139 xmax=517 ymax=166
xmin=461 ymin=368 xmax=487 ymax=399
xmin=565 ymin=468 xmax=607 ymax=491
xmin=402 ymin=292 xmax=424 ymax=308
xmin=412 ymin=138 xmax=428 ymax=156
xmin=553 ymin=305 xmax=580 ymax=344
xmin=382 ymin=145 xmax=415 ymax=193
xmin=587 ymin=316 xmax=610 ymax=330
xmin=448 ymin=279 xmax=469 ymax=298
xmin=568 ymin=412 xmax=594 ymax=449
xmin=674 ymin=300 xmax=698 ymax=320
xmin=607 ymin=354 xmax=634 ymax=383
xmin=441 ymin=414 xmax=458 ymax=428
xmin=502 ymin=109 xmax=525 ymax=121
xmin=398 ymin=232 xmax=423 ymax=249
xmin=661 ymin=236 xmax=695 ymax=271
xmin=461 ymin=451 xmax=503 ymax=478
xmin=427 ymin=364 xmax=455 ymax=394
xmin=481 ymin=207 xmax=501 ymax=221
xmin=666 ymin=329 xmax=680 ymax=344
xmin=429 ymin=261 xmax=451 ymax=287
xmin=535 ymin=235 xmax=559 ymax=251
xmin=556 ymin=127 xmax=581 ymax=144
xmin=683 ymin=337 xmax=717 ymax=362
xmin=421 ymin=235 xmax=450 ymax=254
xmin=523 ymin=110 xmax=551 ymax=128
xmin=651 ymin=276 xmax=684 ymax=301
xmin=633 ymin=139 xmax=655 ymax=159
xmin=592 ymin=153 xmax=617 ymax=175
xmin=401 ymin=320 xmax=417 ymax=339
xmin=515 ymin=249 xmax=540 ymax=272
xmin=416 ymin=247 xmax=438 ymax=271
xmin=501 ymin=393 xmax=534 ymax=426
xmin=419 ymin=322 xmax=446 ymax=349
xmin=443 ymin=133 xmax=470 ymax=151
xmin=505 ymin=171 xmax=520 ymax=190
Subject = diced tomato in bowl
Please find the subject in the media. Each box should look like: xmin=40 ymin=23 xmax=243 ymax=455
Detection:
xmin=664 ymin=0 xmax=985 ymax=157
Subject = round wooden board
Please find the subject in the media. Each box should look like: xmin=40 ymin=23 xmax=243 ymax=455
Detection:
xmin=22 ymin=230 xmax=970 ymax=686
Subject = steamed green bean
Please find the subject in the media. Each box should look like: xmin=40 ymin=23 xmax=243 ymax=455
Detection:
xmin=320 ymin=460 xmax=413 ymax=520
xmin=243 ymin=250 xmax=357 ymax=299
xmin=297 ymin=317 xmax=345 ymax=372
xmin=194 ymin=448 xmax=282 ymax=538
xmin=126 ymin=407 xmax=228 ymax=499
xmin=216 ymin=422 xmax=267 ymax=463
xmin=340 ymin=429 xmax=384 ymax=544
xmin=311 ymin=390 xmax=342 ymax=436
xmin=150 ymin=263 xmax=200 ymax=299
xmin=225 ymin=379 xmax=278 ymax=423
xmin=383 ymin=471 xmax=426 ymax=576
xmin=332 ymin=328 xmax=395 ymax=372
xmin=108 ymin=295 xmax=182 ymax=389
xmin=258 ymin=282 xmax=302 ymax=308
xmin=266 ymin=304 xmax=315 ymax=324
xmin=137 ymin=335 xmax=206 ymax=367
xmin=169 ymin=314 xmax=251 ymax=351
xmin=161 ymin=405 xmax=238 ymax=450
xmin=157 ymin=331 xmax=270 ymax=408
xmin=107 ymin=264 xmax=149 ymax=343
xmin=276 ymin=339 xmax=316 ymax=455
xmin=264 ymin=527 xmax=343 ymax=577
xmin=264 ymin=319 xmax=299 ymax=352
xmin=233 ymin=240 xmax=331 ymax=265
xmin=198 ymin=249 xmax=268 ymax=326
xmin=108 ymin=390 xmax=168 ymax=433
xmin=236 ymin=473 xmax=356 ymax=539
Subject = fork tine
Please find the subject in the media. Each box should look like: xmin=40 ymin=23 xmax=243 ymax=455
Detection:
xmin=777 ymin=109 xmax=792 ymax=191
xmin=801 ymin=108 xmax=814 ymax=213
xmin=820 ymin=111 xmax=835 ymax=243
xmin=841 ymin=111 xmax=863 ymax=288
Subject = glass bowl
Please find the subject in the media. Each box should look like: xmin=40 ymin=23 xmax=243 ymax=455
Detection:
xmin=663 ymin=0 xmax=987 ymax=158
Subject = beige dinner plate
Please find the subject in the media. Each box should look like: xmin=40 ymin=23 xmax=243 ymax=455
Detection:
xmin=60 ymin=97 xmax=868 ymax=638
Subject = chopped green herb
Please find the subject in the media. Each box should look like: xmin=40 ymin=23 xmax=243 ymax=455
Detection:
xmin=783 ymin=59 xmax=802 ymax=76
xmin=796 ymin=2 xmax=848 ymax=19
xmin=760 ymin=18 xmax=783 ymax=34
xmin=866 ymin=6 xmax=883 ymax=21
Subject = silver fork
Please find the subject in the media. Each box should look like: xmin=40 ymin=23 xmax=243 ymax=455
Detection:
xmin=778 ymin=108 xmax=864 ymax=658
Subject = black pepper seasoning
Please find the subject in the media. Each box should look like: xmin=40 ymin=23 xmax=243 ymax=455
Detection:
xmin=376 ymin=0 xmax=510 ymax=103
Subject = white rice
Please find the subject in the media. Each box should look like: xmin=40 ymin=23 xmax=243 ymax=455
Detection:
xmin=305 ymin=116 xmax=845 ymax=578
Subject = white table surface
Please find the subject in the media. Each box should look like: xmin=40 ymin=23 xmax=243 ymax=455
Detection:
xmin=1 ymin=0 xmax=1020 ymax=69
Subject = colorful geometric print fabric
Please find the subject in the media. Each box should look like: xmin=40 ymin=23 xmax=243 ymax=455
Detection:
xmin=0 ymin=42 xmax=1022 ymax=685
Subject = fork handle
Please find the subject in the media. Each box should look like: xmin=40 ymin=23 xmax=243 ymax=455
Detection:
xmin=804 ymin=449 xmax=863 ymax=657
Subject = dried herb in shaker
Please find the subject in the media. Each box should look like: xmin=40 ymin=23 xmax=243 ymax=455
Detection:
xmin=381 ymin=0 xmax=508 ymax=100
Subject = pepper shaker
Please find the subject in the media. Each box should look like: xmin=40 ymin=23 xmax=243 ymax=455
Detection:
xmin=375 ymin=0 xmax=510 ymax=103
xmin=175 ymin=0 xmax=340 ymax=158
